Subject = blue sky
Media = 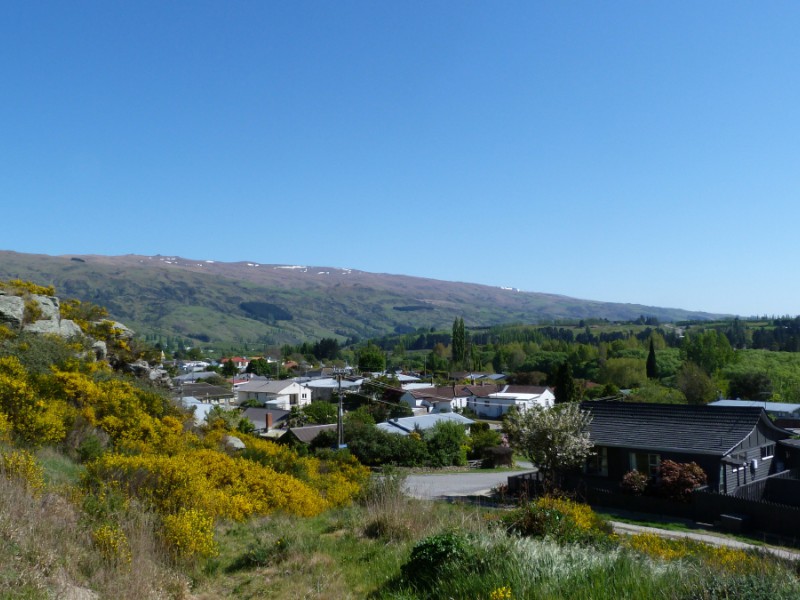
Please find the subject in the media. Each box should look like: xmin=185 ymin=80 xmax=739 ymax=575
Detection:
xmin=2 ymin=2 xmax=799 ymax=317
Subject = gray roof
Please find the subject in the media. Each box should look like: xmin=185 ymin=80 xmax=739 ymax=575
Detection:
xmin=582 ymin=401 xmax=791 ymax=457
xmin=237 ymin=379 xmax=306 ymax=394
xmin=377 ymin=412 xmax=474 ymax=436
xmin=285 ymin=424 xmax=337 ymax=444
xmin=709 ymin=399 xmax=800 ymax=416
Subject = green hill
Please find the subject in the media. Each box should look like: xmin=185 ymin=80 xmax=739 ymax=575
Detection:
xmin=0 ymin=251 xmax=725 ymax=346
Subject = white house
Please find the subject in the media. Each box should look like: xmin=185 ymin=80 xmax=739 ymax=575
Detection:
xmin=467 ymin=385 xmax=555 ymax=419
xmin=235 ymin=379 xmax=312 ymax=410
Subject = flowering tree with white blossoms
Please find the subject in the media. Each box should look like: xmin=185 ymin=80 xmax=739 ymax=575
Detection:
xmin=503 ymin=402 xmax=594 ymax=487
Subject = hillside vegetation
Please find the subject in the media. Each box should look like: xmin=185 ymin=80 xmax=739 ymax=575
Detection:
xmin=0 ymin=251 xmax=724 ymax=347
xmin=2 ymin=283 xmax=800 ymax=598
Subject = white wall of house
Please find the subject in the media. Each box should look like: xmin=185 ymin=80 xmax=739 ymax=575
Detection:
xmin=238 ymin=381 xmax=311 ymax=410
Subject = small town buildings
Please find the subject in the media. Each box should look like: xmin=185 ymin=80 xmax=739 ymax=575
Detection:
xmin=235 ymin=379 xmax=312 ymax=410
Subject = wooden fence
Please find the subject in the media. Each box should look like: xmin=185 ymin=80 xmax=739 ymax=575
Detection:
xmin=507 ymin=469 xmax=800 ymax=540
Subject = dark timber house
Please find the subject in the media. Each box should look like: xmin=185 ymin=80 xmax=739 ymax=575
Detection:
xmin=580 ymin=401 xmax=793 ymax=494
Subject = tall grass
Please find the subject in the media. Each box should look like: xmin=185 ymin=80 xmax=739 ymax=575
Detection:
xmin=0 ymin=472 xmax=189 ymax=599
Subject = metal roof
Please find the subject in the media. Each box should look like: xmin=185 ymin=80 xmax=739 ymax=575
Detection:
xmin=581 ymin=401 xmax=790 ymax=456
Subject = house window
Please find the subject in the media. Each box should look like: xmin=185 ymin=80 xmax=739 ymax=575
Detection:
xmin=761 ymin=445 xmax=775 ymax=460
xmin=290 ymin=394 xmax=299 ymax=406
xmin=484 ymin=400 xmax=490 ymax=407
xmin=585 ymin=447 xmax=608 ymax=477
xmin=629 ymin=452 xmax=660 ymax=477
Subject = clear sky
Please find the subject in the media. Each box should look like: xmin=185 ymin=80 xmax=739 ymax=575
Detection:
xmin=2 ymin=2 xmax=799 ymax=317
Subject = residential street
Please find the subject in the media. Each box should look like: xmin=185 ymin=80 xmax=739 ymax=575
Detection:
xmin=403 ymin=469 xmax=532 ymax=500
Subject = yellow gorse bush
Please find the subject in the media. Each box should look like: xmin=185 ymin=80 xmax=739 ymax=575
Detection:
xmin=625 ymin=533 xmax=762 ymax=574
xmin=92 ymin=523 xmax=132 ymax=566
xmin=84 ymin=449 xmax=330 ymax=521
xmin=162 ymin=508 xmax=218 ymax=560
xmin=0 ymin=356 xmax=68 ymax=444
xmin=534 ymin=496 xmax=606 ymax=532
xmin=0 ymin=448 xmax=45 ymax=496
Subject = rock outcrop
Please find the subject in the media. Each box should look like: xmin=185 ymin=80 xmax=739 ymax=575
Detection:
xmin=0 ymin=293 xmax=24 ymax=328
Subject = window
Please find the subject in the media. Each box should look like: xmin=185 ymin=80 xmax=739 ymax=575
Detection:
xmin=585 ymin=447 xmax=608 ymax=477
xmin=290 ymin=394 xmax=299 ymax=406
xmin=629 ymin=452 xmax=660 ymax=476
xmin=761 ymin=444 xmax=775 ymax=460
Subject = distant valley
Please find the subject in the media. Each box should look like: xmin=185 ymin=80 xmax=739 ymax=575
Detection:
xmin=0 ymin=251 xmax=725 ymax=347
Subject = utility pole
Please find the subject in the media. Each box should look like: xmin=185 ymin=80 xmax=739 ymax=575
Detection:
xmin=336 ymin=373 xmax=345 ymax=448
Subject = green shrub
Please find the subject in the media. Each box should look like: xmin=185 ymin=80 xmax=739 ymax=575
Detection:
xmin=501 ymin=496 xmax=612 ymax=546
xmin=401 ymin=531 xmax=471 ymax=588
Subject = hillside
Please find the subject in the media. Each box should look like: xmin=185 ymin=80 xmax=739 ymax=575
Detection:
xmin=0 ymin=251 xmax=725 ymax=346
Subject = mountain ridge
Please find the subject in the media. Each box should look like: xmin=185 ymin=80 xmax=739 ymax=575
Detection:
xmin=0 ymin=250 xmax=726 ymax=346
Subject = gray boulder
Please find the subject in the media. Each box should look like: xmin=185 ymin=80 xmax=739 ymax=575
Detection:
xmin=31 ymin=294 xmax=60 ymax=320
xmin=0 ymin=294 xmax=24 ymax=329
xmin=24 ymin=319 xmax=83 ymax=338
xmin=92 ymin=340 xmax=108 ymax=360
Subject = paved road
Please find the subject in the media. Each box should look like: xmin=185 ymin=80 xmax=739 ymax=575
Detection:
xmin=404 ymin=470 xmax=532 ymax=500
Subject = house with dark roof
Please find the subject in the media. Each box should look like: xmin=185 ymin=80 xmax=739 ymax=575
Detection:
xmin=580 ymin=401 xmax=794 ymax=494
xmin=281 ymin=424 xmax=338 ymax=445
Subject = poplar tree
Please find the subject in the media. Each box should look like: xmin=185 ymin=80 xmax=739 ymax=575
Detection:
xmin=452 ymin=317 xmax=466 ymax=367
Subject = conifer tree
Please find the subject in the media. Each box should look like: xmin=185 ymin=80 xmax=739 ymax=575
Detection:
xmin=646 ymin=338 xmax=659 ymax=379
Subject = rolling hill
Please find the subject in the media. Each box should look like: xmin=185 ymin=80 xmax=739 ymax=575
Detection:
xmin=0 ymin=251 xmax=725 ymax=347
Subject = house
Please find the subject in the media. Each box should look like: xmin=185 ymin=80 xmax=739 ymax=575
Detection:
xmin=376 ymin=412 xmax=474 ymax=436
xmin=400 ymin=385 xmax=472 ymax=413
xmin=221 ymin=356 xmax=250 ymax=371
xmin=235 ymin=379 xmax=312 ymax=410
xmin=580 ymin=401 xmax=793 ymax=494
xmin=303 ymin=377 xmax=363 ymax=401
xmin=281 ymin=424 xmax=338 ymax=445
xmin=176 ymin=382 xmax=235 ymax=406
xmin=466 ymin=385 xmax=555 ymax=419
xmin=241 ymin=407 xmax=290 ymax=436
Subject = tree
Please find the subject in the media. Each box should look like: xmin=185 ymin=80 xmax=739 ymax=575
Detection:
xmin=553 ymin=362 xmax=578 ymax=404
xmin=357 ymin=343 xmax=386 ymax=373
xmin=220 ymin=359 xmax=239 ymax=378
xmin=646 ymin=338 xmax=659 ymax=380
xmin=727 ymin=370 xmax=772 ymax=400
xmin=682 ymin=330 xmax=735 ymax=374
xmin=676 ymin=362 xmax=717 ymax=405
xmin=246 ymin=358 xmax=272 ymax=377
xmin=302 ymin=401 xmax=338 ymax=425
xmin=425 ymin=421 xmax=467 ymax=467
xmin=503 ymin=403 xmax=593 ymax=486
xmin=452 ymin=317 xmax=466 ymax=368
